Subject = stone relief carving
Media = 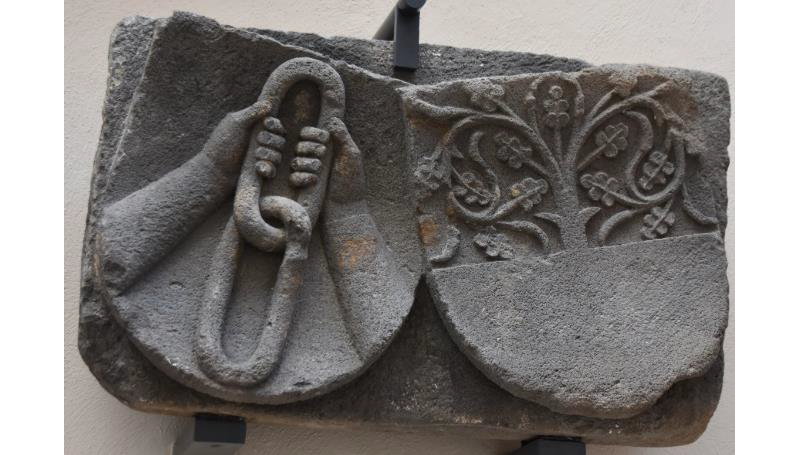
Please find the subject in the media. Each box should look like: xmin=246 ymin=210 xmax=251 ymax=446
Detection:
xmin=79 ymin=12 xmax=730 ymax=445
xmin=408 ymin=70 xmax=719 ymax=262
xmin=402 ymin=68 xmax=728 ymax=418
xmin=94 ymin=57 xmax=415 ymax=403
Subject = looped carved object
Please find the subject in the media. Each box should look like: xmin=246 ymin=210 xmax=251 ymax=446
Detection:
xmin=195 ymin=58 xmax=346 ymax=387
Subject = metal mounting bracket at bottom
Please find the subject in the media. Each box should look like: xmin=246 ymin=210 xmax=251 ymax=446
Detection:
xmin=172 ymin=414 xmax=246 ymax=455
xmin=508 ymin=437 xmax=586 ymax=455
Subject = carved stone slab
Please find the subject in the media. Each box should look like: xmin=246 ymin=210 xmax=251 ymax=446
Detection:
xmin=401 ymin=68 xmax=730 ymax=418
xmin=78 ymin=12 xmax=730 ymax=446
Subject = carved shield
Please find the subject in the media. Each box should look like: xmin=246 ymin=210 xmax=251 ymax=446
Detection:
xmin=402 ymin=67 xmax=729 ymax=418
xmin=90 ymin=20 xmax=421 ymax=406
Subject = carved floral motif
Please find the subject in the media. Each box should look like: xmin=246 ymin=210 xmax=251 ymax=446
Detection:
xmin=474 ymin=227 xmax=514 ymax=260
xmin=407 ymin=71 xmax=718 ymax=261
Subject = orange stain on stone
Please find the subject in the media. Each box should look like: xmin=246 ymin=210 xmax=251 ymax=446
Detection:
xmin=338 ymin=237 xmax=376 ymax=270
xmin=418 ymin=217 xmax=439 ymax=247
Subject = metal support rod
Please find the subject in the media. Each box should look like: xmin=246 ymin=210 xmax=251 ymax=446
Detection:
xmin=173 ymin=414 xmax=247 ymax=455
xmin=508 ymin=437 xmax=586 ymax=455
xmin=374 ymin=0 xmax=426 ymax=70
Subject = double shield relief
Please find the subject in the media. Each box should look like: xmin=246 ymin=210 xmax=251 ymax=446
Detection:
xmin=94 ymin=56 xmax=727 ymax=418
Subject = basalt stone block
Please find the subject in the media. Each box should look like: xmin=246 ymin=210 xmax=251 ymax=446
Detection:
xmin=78 ymin=12 xmax=730 ymax=446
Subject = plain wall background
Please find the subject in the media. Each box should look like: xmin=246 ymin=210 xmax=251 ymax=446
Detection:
xmin=64 ymin=1 xmax=734 ymax=454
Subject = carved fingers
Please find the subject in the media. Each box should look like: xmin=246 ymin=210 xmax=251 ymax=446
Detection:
xmin=204 ymin=100 xmax=272 ymax=175
xmin=289 ymin=126 xmax=330 ymax=188
xmin=251 ymin=120 xmax=332 ymax=189
xmin=254 ymin=117 xmax=286 ymax=179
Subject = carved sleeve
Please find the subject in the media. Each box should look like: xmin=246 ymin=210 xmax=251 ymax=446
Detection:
xmin=96 ymin=152 xmax=238 ymax=294
xmin=322 ymin=211 xmax=413 ymax=359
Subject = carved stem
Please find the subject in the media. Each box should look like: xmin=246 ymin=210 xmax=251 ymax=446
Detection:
xmin=623 ymin=128 xmax=687 ymax=206
xmin=495 ymin=100 xmax=563 ymax=182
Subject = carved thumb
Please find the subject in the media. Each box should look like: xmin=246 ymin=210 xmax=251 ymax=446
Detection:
xmin=326 ymin=117 xmax=366 ymax=203
xmin=231 ymin=100 xmax=272 ymax=126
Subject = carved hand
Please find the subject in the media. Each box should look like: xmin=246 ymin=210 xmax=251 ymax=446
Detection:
xmin=202 ymin=100 xmax=272 ymax=175
xmin=253 ymin=116 xmax=288 ymax=179
xmin=325 ymin=117 xmax=367 ymax=208
xmin=289 ymin=126 xmax=331 ymax=188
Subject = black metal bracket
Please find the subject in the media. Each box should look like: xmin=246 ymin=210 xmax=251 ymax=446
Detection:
xmin=374 ymin=0 xmax=426 ymax=70
xmin=508 ymin=437 xmax=586 ymax=455
xmin=172 ymin=414 xmax=247 ymax=455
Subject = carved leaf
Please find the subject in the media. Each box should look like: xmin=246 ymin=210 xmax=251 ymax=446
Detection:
xmin=533 ymin=212 xmax=562 ymax=225
xmin=624 ymin=111 xmax=654 ymax=152
xmin=494 ymin=131 xmax=530 ymax=169
xmin=403 ymin=97 xmax=474 ymax=122
xmin=510 ymin=177 xmax=549 ymax=211
xmin=581 ymin=171 xmax=623 ymax=207
xmin=415 ymin=154 xmax=446 ymax=199
xmin=458 ymin=171 xmax=492 ymax=206
xmin=608 ymin=72 xmax=638 ymax=97
xmin=681 ymin=171 xmax=719 ymax=225
xmin=594 ymin=123 xmax=629 ymax=158
xmin=598 ymin=209 xmax=640 ymax=245
xmin=430 ymin=225 xmax=461 ymax=264
xmin=543 ymin=85 xmax=570 ymax=129
xmin=639 ymin=150 xmax=675 ymax=190
xmin=641 ymin=204 xmax=676 ymax=240
xmin=465 ymin=79 xmax=506 ymax=112
xmin=497 ymin=220 xmax=550 ymax=254
xmin=474 ymin=227 xmax=514 ymax=260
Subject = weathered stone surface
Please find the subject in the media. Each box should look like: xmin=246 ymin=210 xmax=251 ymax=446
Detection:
xmin=79 ymin=12 xmax=729 ymax=446
xmin=401 ymin=67 xmax=730 ymax=418
xmin=427 ymin=233 xmax=727 ymax=418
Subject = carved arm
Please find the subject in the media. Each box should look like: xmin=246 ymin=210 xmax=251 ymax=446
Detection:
xmin=95 ymin=101 xmax=274 ymax=294
xmin=322 ymin=118 xmax=414 ymax=358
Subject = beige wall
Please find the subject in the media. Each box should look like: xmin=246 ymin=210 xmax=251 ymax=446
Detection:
xmin=64 ymin=1 xmax=734 ymax=454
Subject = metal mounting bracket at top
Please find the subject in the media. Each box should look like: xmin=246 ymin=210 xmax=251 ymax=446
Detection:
xmin=374 ymin=0 xmax=427 ymax=70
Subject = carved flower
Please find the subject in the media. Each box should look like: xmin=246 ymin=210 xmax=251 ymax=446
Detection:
xmin=581 ymin=171 xmax=622 ymax=207
xmin=639 ymin=150 xmax=675 ymax=190
xmin=510 ymin=177 xmax=549 ymax=211
xmin=494 ymin=131 xmax=530 ymax=169
xmin=467 ymin=79 xmax=506 ymax=112
xmin=594 ymin=123 xmax=629 ymax=158
xmin=453 ymin=171 xmax=491 ymax=206
xmin=474 ymin=227 xmax=514 ymax=260
xmin=543 ymin=85 xmax=570 ymax=129
xmin=641 ymin=205 xmax=676 ymax=240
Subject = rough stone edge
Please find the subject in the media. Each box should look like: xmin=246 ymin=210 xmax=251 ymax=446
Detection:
xmin=250 ymin=28 xmax=590 ymax=84
xmin=78 ymin=15 xmax=160 ymax=383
